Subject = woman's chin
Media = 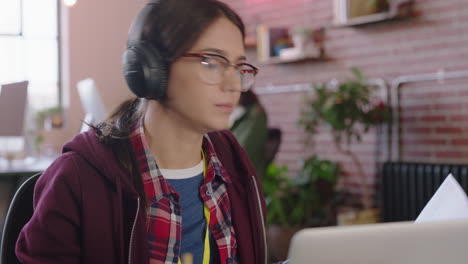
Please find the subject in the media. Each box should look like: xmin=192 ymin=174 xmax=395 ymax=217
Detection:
xmin=203 ymin=120 xmax=230 ymax=133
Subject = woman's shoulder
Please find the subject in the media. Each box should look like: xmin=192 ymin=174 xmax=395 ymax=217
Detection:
xmin=38 ymin=151 xmax=93 ymax=185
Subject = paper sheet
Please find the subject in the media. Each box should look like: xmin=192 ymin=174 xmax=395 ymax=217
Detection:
xmin=415 ymin=174 xmax=468 ymax=223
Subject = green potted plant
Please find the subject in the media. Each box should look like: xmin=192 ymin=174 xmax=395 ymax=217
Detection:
xmin=263 ymin=156 xmax=342 ymax=261
xmin=36 ymin=106 xmax=64 ymax=130
xmin=299 ymin=67 xmax=391 ymax=221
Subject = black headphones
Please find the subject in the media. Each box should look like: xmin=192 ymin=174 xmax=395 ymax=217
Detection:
xmin=122 ymin=0 xmax=168 ymax=100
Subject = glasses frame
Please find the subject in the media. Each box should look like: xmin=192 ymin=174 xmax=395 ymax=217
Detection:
xmin=181 ymin=52 xmax=259 ymax=91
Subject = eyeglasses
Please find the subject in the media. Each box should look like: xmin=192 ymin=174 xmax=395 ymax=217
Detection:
xmin=181 ymin=53 xmax=259 ymax=92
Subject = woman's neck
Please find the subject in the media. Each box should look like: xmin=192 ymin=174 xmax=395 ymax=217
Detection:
xmin=143 ymin=101 xmax=203 ymax=170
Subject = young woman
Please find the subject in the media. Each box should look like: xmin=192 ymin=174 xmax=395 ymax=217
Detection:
xmin=16 ymin=0 xmax=268 ymax=263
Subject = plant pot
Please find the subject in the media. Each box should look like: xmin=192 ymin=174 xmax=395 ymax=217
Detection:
xmin=266 ymin=225 xmax=302 ymax=262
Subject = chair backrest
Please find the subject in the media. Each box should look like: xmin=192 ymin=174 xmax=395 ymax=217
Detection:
xmin=0 ymin=173 xmax=41 ymax=264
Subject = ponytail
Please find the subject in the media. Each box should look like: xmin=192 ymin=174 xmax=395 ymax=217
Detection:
xmin=89 ymin=97 xmax=147 ymax=204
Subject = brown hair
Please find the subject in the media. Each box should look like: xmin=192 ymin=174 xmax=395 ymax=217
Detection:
xmin=92 ymin=0 xmax=245 ymax=199
xmin=238 ymin=90 xmax=260 ymax=107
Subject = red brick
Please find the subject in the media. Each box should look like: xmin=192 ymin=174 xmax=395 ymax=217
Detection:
xmin=435 ymin=127 xmax=464 ymax=134
xmin=402 ymin=138 xmax=447 ymax=145
xmin=401 ymin=116 xmax=418 ymax=123
xmin=452 ymin=139 xmax=468 ymax=145
xmin=420 ymin=115 xmax=447 ymax=122
xmin=403 ymin=127 xmax=434 ymax=134
xmin=402 ymin=104 xmax=433 ymax=111
xmin=435 ymin=151 xmax=467 ymax=159
xmin=433 ymin=103 xmax=467 ymax=111
xmin=402 ymin=151 xmax=433 ymax=158
xmin=449 ymin=115 xmax=468 ymax=122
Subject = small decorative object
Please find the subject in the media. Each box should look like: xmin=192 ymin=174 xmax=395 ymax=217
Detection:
xmin=273 ymin=38 xmax=291 ymax=57
xmin=348 ymin=0 xmax=390 ymax=18
xmin=279 ymin=27 xmax=324 ymax=60
xmin=256 ymin=25 xmax=290 ymax=61
xmin=257 ymin=25 xmax=324 ymax=63
xmin=289 ymin=26 xmax=313 ymax=52
xmin=334 ymin=0 xmax=413 ymax=26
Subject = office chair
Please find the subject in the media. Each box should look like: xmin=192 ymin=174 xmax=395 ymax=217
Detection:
xmin=0 ymin=172 xmax=41 ymax=264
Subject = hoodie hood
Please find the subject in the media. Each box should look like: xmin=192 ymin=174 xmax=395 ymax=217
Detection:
xmin=62 ymin=129 xmax=138 ymax=197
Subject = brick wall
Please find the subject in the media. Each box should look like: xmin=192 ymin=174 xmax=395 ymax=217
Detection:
xmin=224 ymin=0 xmax=468 ymax=206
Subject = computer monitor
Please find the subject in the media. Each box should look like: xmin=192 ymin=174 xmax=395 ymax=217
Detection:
xmin=0 ymin=81 xmax=28 ymax=137
xmin=77 ymin=78 xmax=106 ymax=133
xmin=0 ymin=81 xmax=28 ymax=156
xmin=287 ymin=219 xmax=468 ymax=264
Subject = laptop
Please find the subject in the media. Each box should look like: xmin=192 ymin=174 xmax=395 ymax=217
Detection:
xmin=287 ymin=219 xmax=468 ymax=264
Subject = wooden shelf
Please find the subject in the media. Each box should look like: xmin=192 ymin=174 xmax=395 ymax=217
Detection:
xmin=260 ymin=54 xmax=324 ymax=65
xmin=331 ymin=0 xmax=414 ymax=27
xmin=332 ymin=12 xmax=408 ymax=27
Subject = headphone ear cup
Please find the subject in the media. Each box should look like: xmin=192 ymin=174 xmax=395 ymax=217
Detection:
xmin=123 ymin=43 xmax=168 ymax=100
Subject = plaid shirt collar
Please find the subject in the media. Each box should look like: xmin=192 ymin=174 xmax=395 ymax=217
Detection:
xmin=131 ymin=120 xmax=230 ymax=178
xmin=129 ymin=119 xmax=237 ymax=264
xmin=201 ymin=132 xmax=232 ymax=184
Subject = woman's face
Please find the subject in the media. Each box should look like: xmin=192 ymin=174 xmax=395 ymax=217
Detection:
xmin=165 ymin=16 xmax=246 ymax=134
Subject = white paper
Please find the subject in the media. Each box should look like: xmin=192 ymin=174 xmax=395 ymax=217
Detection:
xmin=416 ymin=174 xmax=468 ymax=223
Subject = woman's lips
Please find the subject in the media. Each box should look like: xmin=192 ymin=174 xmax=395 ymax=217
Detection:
xmin=215 ymin=104 xmax=234 ymax=113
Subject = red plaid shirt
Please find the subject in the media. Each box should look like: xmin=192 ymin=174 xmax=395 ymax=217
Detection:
xmin=129 ymin=121 xmax=238 ymax=264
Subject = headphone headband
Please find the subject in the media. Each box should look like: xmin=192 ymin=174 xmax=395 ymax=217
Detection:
xmin=127 ymin=1 xmax=158 ymax=47
xmin=123 ymin=0 xmax=168 ymax=100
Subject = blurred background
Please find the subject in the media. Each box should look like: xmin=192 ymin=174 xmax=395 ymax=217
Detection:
xmin=2 ymin=0 xmax=468 ymax=260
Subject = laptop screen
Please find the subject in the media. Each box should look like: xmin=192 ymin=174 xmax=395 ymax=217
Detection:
xmin=287 ymin=219 xmax=468 ymax=264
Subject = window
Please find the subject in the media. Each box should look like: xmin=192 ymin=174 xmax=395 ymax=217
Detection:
xmin=0 ymin=0 xmax=60 ymax=110
xmin=0 ymin=1 xmax=22 ymax=35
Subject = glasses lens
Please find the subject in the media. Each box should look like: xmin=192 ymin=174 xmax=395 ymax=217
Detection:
xmin=199 ymin=55 xmax=225 ymax=84
xmin=238 ymin=64 xmax=256 ymax=91
xmin=197 ymin=55 xmax=257 ymax=91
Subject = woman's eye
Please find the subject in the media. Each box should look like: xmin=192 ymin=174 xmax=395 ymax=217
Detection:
xmin=206 ymin=62 xmax=219 ymax=69
xmin=202 ymin=58 xmax=221 ymax=70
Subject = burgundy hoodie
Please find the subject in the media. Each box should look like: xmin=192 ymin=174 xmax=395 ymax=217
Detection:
xmin=16 ymin=129 xmax=267 ymax=264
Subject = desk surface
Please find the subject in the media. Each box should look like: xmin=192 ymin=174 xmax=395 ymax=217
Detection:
xmin=0 ymin=157 xmax=55 ymax=176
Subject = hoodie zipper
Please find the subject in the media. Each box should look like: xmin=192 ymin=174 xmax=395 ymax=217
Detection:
xmin=251 ymin=176 xmax=267 ymax=264
xmin=128 ymin=197 xmax=140 ymax=264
